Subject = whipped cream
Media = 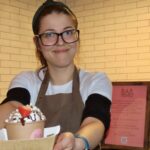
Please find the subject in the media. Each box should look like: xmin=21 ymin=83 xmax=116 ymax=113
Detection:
xmin=5 ymin=105 xmax=46 ymax=124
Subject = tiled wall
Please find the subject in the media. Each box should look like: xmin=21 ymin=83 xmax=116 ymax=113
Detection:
xmin=1 ymin=0 xmax=150 ymax=98
xmin=0 ymin=0 xmax=44 ymax=100
xmin=69 ymin=0 xmax=150 ymax=82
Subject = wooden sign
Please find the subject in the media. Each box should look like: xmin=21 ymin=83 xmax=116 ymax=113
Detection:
xmin=102 ymin=82 xmax=150 ymax=150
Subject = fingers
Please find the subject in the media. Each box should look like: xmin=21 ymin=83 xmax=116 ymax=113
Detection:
xmin=53 ymin=132 xmax=75 ymax=150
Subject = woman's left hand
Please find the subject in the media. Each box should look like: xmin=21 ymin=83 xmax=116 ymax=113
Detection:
xmin=53 ymin=132 xmax=75 ymax=150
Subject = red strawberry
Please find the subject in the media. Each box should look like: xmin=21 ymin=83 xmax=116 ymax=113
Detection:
xmin=18 ymin=105 xmax=31 ymax=118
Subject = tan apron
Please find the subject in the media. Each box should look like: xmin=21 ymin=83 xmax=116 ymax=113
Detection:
xmin=36 ymin=66 xmax=84 ymax=133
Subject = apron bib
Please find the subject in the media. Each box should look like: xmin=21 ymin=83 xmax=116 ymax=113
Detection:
xmin=36 ymin=66 xmax=84 ymax=133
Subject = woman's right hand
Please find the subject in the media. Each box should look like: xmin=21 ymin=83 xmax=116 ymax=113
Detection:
xmin=53 ymin=132 xmax=85 ymax=150
xmin=0 ymin=101 xmax=23 ymax=128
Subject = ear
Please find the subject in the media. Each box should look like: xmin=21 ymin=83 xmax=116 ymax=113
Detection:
xmin=33 ymin=36 xmax=40 ymax=51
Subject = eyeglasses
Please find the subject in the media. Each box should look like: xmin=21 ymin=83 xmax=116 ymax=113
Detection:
xmin=35 ymin=29 xmax=79 ymax=46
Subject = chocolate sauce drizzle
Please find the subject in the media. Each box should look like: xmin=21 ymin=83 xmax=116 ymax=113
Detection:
xmin=20 ymin=118 xmax=25 ymax=126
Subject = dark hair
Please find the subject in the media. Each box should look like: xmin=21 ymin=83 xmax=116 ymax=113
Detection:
xmin=33 ymin=0 xmax=78 ymax=69
xmin=32 ymin=0 xmax=78 ymax=35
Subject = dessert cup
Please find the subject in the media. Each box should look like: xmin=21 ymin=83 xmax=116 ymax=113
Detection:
xmin=5 ymin=120 xmax=45 ymax=140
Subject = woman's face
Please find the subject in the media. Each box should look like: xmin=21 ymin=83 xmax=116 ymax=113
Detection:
xmin=37 ymin=12 xmax=78 ymax=68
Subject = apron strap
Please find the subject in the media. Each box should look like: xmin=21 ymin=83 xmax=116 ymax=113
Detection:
xmin=36 ymin=70 xmax=49 ymax=105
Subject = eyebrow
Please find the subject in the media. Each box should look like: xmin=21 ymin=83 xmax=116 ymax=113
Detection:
xmin=64 ymin=26 xmax=75 ymax=30
xmin=42 ymin=26 xmax=75 ymax=33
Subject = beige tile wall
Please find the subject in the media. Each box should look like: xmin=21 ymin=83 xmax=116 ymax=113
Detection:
xmin=0 ymin=0 xmax=44 ymax=100
xmin=69 ymin=0 xmax=150 ymax=82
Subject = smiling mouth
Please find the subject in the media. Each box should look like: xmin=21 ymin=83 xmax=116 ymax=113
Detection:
xmin=53 ymin=49 xmax=69 ymax=53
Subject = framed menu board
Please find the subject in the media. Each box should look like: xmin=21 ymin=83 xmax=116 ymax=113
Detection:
xmin=102 ymin=82 xmax=150 ymax=150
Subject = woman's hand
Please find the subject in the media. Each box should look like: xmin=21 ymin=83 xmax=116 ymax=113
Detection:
xmin=53 ymin=132 xmax=85 ymax=150
xmin=53 ymin=132 xmax=75 ymax=150
xmin=0 ymin=101 xmax=23 ymax=128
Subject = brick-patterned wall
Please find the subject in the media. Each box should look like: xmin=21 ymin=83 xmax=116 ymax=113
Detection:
xmin=0 ymin=0 xmax=44 ymax=101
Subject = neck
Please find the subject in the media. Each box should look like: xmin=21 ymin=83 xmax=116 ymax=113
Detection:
xmin=47 ymin=64 xmax=75 ymax=85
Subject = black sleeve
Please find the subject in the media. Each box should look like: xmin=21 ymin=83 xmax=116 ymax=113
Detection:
xmin=1 ymin=87 xmax=30 ymax=105
xmin=81 ymin=94 xmax=111 ymax=131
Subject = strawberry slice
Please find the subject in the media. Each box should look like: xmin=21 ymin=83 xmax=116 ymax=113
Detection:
xmin=18 ymin=105 xmax=31 ymax=118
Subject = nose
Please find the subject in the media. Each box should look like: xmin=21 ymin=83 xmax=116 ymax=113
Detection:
xmin=57 ymin=35 xmax=64 ymax=45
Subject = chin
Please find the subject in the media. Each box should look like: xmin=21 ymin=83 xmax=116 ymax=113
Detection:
xmin=55 ymin=61 xmax=73 ymax=68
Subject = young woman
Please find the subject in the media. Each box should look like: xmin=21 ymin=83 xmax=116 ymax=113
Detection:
xmin=0 ymin=1 xmax=112 ymax=150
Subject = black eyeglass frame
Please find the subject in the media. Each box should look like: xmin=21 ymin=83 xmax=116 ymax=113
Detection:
xmin=35 ymin=29 xmax=80 ymax=46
